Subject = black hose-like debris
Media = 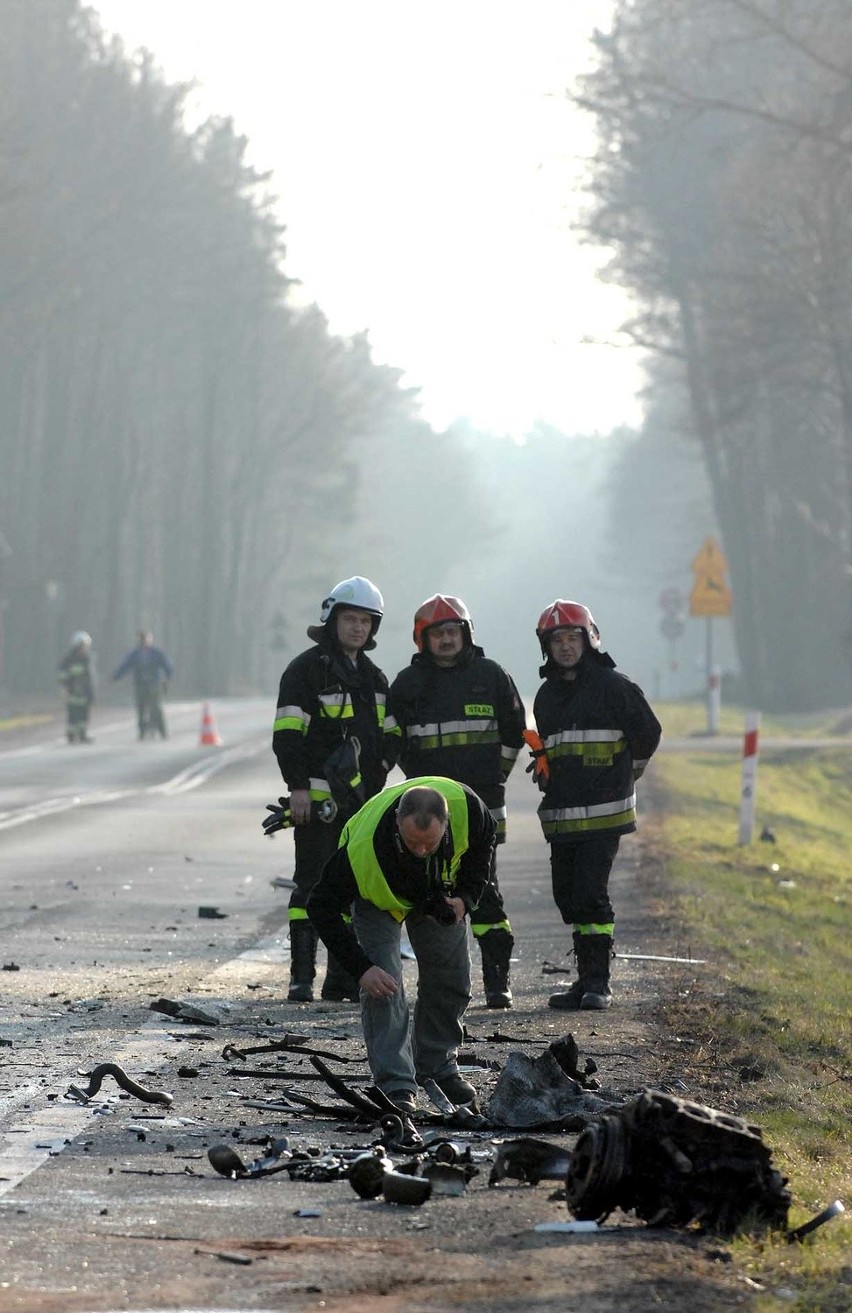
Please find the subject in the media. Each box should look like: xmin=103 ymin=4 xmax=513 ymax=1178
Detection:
xmin=66 ymin=1062 xmax=174 ymax=1107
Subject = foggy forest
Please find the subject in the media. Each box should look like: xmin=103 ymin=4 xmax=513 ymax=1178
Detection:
xmin=1 ymin=0 xmax=851 ymax=712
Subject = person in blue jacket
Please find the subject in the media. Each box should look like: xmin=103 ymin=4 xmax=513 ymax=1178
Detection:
xmin=113 ymin=631 xmax=174 ymax=739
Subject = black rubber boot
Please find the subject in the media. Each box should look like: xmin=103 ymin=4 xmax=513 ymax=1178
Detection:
xmin=287 ymin=920 xmax=318 ymax=1002
xmin=320 ymin=951 xmax=361 ymax=1001
xmin=478 ymin=929 xmax=514 ymax=1008
xmin=548 ymin=932 xmax=585 ymax=1010
xmin=580 ymin=933 xmax=613 ymax=1010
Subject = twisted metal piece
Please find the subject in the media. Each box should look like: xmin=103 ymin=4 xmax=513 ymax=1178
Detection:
xmin=66 ymin=1062 xmax=174 ymax=1107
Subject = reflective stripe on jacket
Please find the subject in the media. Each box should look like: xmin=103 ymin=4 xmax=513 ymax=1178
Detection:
xmin=388 ymin=647 xmax=525 ymax=840
xmin=533 ymin=652 xmax=661 ymax=844
xmin=273 ymin=640 xmax=399 ymax=800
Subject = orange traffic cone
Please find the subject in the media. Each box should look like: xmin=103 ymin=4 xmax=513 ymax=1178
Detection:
xmin=199 ymin=702 xmax=222 ymax=746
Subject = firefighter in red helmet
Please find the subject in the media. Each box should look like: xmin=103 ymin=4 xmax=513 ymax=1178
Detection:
xmin=388 ymin=594 xmax=526 ymax=1007
xmin=531 ymin=600 xmax=661 ymax=1010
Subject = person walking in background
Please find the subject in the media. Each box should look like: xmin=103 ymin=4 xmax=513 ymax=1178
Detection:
xmin=112 ymin=631 xmax=174 ymax=740
xmin=272 ymin=576 xmax=400 ymax=1003
xmin=388 ymin=594 xmax=526 ymax=1008
xmin=531 ymin=600 xmax=661 ymax=1011
xmin=58 ymin=630 xmax=96 ymax=744
xmin=307 ymin=779 xmax=496 ymax=1114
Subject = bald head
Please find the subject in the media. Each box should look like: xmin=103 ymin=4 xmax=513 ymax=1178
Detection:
xmin=397 ymin=786 xmax=448 ymax=857
xmin=398 ymin=786 xmax=448 ymax=828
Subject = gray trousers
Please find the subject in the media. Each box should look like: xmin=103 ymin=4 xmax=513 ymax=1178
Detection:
xmin=352 ymin=899 xmax=471 ymax=1097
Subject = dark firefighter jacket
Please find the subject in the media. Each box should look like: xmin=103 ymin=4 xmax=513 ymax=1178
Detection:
xmin=388 ymin=645 xmax=526 ymax=841
xmin=58 ymin=651 xmax=96 ymax=706
xmin=533 ymin=649 xmax=661 ymax=845
xmin=272 ymin=634 xmax=400 ymax=807
xmin=307 ymin=777 xmax=496 ymax=981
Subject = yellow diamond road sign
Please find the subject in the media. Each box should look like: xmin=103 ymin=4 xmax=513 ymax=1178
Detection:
xmin=690 ymin=575 xmax=733 ymax=616
xmin=690 ymin=536 xmax=733 ymax=617
xmin=692 ymin=536 xmax=729 ymax=575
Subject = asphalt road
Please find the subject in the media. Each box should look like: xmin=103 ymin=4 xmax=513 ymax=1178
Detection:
xmin=0 ymin=701 xmax=762 ymax=1313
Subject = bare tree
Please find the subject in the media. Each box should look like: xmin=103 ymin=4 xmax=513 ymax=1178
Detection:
xmin=577 ymin=0 xmax=852 ymax=707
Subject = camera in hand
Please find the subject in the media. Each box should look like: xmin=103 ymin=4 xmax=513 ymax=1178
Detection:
xmin=424 ymin=892 xmax=457 ymax=926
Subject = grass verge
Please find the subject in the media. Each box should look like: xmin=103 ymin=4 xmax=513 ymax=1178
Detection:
xmin=650 ymin=737 xmax=851 ymax=1311
xmin=0 ymin=712 xmax=54 ymax=733
xmin=656 ymin=697 xmax=852 ymax=739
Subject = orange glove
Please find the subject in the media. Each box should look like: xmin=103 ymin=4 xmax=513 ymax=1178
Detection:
xmin=523 ymin=729 xmax=550 ymax=787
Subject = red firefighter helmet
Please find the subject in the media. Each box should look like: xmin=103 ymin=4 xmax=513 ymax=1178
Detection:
xmin=413 ymin=594 xmax=473 ymax=650
xmin=536 ymin=600 xmax=600 ymax=652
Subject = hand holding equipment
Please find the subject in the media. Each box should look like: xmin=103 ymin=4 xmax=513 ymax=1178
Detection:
xmin=423 ymin=892 xmax=459 ymax=926
xmin=262 ymin=796 xmax=337 ymax=835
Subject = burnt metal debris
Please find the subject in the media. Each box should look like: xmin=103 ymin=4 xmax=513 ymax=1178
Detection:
xmin=348 ymin=1151 xmax=395 ymax=1198
xmin=207 ymin=1132 xmax=481 ymax=1206
xmin=787 ymin=1199 xmax=845 ymax=1243
xmin=487 ymin=1036 xmax=620 ymax=1130
xmin=382 ymin=1171 xmax=432 ymax=1205
xmin=207 ymin=1137 xmax=293 ymax=1179
xmin=65 ymin=1062 xmax=174 ymax=1107
xmin=222 ymin=1037 xmax=355 ymax=1063
xmin=565 ymin=1089 xmax=792 ymax=1235
xmin=421 ymin=1161 xmax=468 ymax=1196
xmin=64 ymin=1026 xmax=829 ymax=1239
xmin=149 ymin=997 xmax=221 ymax=1025
xmin=488 ymin=1137 xmax=572 ymax=1186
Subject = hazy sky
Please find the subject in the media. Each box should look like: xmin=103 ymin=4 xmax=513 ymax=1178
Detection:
xmin=92 ymin=0 xmax=642 ymax=439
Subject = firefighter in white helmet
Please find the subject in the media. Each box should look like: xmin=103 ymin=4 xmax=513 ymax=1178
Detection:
xmin=531 ymin=600 xmax=661 ymax=1010
xmin=58 ymin=630 xmax=96 ymax=744
xmin=388 ymin=594 xmax=526 ymax=1008
xmin=272 ymin=577 xmax=401 ymax=1002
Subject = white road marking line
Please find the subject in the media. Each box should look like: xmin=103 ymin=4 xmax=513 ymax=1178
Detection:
xmin=148 ymin=740 xmax=266 ymax=796
xmin=0 ymin=930 xmax=290 ymax=1198
xmin=0 ymin=739 xmax=266 ymax=832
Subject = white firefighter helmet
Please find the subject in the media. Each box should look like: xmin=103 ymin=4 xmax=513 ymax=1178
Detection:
xmin=307 ymin=576 xmax=384 ymax=647
xmin=70 ymin=630 xmax=92 ymax=648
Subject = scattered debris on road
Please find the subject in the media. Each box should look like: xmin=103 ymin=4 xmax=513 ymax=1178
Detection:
xmin=149 ymin=997 xmax=221 ymax=1025
xmin=65 ymin=1062 xmax=174 ymax=1107
xmin=47 ymin=1020 xmax=829 ymax=1245
xmin=488 ymin=1137 xmax=572 ymax=1186
xmin=487 ymin=1036 xmax=619 ymax=1129
xmin=565 ymin=1088 xmax=792 ymax=1235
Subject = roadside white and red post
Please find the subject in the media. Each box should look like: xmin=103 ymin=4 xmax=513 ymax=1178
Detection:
xmin=738 ymin=711 xmax=761 ymax=845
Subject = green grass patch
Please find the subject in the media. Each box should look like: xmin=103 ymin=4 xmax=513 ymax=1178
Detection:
xmin=656 ymin=697 xmax=852 ymax=740
xmin=0 ymin=712 xmax=54 ymax=732
xmin=652 ymin=744 xmax=851 ymax=1309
